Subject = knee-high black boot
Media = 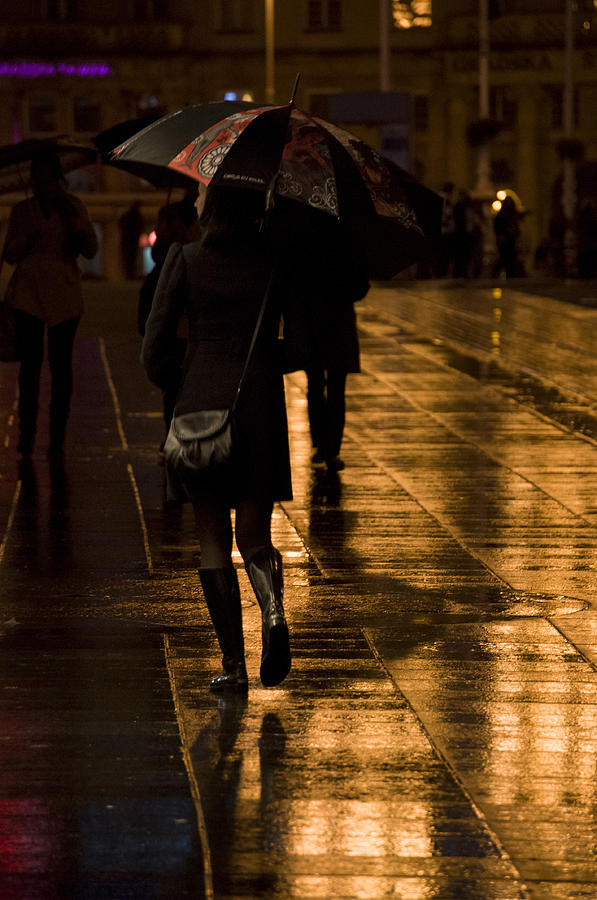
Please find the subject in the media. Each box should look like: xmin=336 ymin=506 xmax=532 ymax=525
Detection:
xmin=244 ymin=546 xmax=291 ymax=687
xmin=199 ymin=567 xmax=248 ymax=692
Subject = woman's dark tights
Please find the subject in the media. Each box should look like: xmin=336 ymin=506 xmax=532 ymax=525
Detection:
xmin=13 ymin=310 xmax=79 ymax=452
xmin=193 ymin=497 xmax=274 ymax=569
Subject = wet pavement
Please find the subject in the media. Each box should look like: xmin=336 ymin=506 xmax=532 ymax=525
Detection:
xmin=1 ymin=278 xmax=597 ymax=898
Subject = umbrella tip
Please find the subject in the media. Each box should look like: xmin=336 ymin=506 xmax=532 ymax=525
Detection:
xmin=289 ymin=73 xmax=301 ymax=106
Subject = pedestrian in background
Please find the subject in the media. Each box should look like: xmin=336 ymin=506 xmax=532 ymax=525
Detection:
xmin=492 ymin=195 xmax=525 ymax=278
xmin=435 ymin=181 xmax=456 ymax=277
xmin=142 ymin=185 xmax=292 ymax=693
xmin=2 ymin=149 xmax=98 ymax=458
xmin=283 ymin=214 xmax=369 ymax=472
xmin=138 ymin=188 xmax=202 ymax=466
xmin=576 ymin=198 xmax=597 ymax=279
xmin=453 ymin=189 xmax=482 ymax=278
xmin=119 ymin=200 xmax=142 ymax=279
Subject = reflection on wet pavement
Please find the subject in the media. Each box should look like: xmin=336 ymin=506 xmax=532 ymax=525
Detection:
xmin=165 ymin=625 xmax=524 ymax=898
xmin=0 ymin=622 xmax=201 ymax=897
xmin=2 ymin=281 xmax=597 ymax=897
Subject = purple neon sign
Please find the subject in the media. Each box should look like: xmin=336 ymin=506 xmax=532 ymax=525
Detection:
xmin=0 ymin=62 xmax=113 ymax=78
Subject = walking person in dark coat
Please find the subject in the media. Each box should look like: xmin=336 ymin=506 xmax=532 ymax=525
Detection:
xmin=3 ymin=149 xmax=98 ymax=458
xmin=119 ymin=200 xmax=142 ymax=279
xmin=138 ymin=193 xmax=201 ymax=467
xmin=141 ymin=186 xmax=292 ymax=693
xmin=283 ymin=214 xmax=369 ymax=471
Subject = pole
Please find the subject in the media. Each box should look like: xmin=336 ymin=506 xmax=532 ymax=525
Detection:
xmin=474 ymin=0 xmax=495 ymax=275
xmin=476 ymin=0 xmax=492 ymax=195
xmin=265 ymin=0 xmax=275 ymax=103
xmin=379 ymin=0 xmax=391 ymax=91
xmin=562 ymin=0 xmax=577 ymax=275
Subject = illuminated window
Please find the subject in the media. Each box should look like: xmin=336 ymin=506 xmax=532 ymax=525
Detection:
xmin=217 ymin=0 xmax=254 ymax=32
xmin=307 ymin=0 xmax=342 ymax=31
xmin=29 ymin=95 xmax=57 ymax=133
xmin=393 ymin=0 xmax=432 ymax=29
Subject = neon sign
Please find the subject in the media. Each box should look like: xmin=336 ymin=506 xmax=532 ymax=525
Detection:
xmin=0 ymin=62 xmax=113 ymax=77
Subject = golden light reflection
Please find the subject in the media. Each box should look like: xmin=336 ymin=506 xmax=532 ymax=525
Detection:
xmin=285 ymin=799 xmax=433 ymax=860
xmin=392 ymin=0 xmax=432 ymax=29
xmin=392 ymin=880 xmax=435 ymax=900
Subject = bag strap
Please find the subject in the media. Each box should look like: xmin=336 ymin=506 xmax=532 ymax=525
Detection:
xmin=231 ymin=268 xmax=275 ymax=412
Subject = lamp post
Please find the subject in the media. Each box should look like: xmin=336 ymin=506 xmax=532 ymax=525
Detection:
xmin=476 ymin=0 xmax=492 ymax=196
xmin=472 ymin=0 xmax=497 ymax=275
xmin=562 ymin=0 xmax=577 ymax=276
xmin=265 ymin=0 xmax=275 ymax=103
xmin=379 ymin=0 xmax=391 ymax=91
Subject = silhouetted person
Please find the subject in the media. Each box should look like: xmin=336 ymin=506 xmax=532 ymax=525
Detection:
xmin=453 ymin=189 xmax=482 ymax=278
xmin=142 ymin=185 xmax=292 ymax=693
xmin=436 ymin=181 xmax=456 ymax=277
xmin=577 ymin=199 xmax=597 ymax=279
xmin=138 ymin=192 xmax=201 ymax=465
xmin=281 ymin=213 xmax=369 ymax=472
xmin=2 ymin=149 xmax=98 ymax=458
xmin=119 ymin=200 xmax=142 ymax=279
xmin=492 ymin=195 xmax=524 ymax=278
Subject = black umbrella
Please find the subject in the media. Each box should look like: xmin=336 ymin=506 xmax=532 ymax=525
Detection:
xmin=93 ymin=114 xmax=194 ymax=189
xmin=109 ymin=101 xmax=442 ymax=278
xmin=0 ymin=138 xmax=98 ymax=195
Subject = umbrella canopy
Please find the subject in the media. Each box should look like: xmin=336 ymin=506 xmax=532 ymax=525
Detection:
xmin=110 ymin=102 xmax=441 ymax=278
xmin=93 ymin=115 xmax=194 ymax=189
xmin=93 ymin=114 xmax=162 ymax=157
xmin=0 ymin=138 xmax=98 ymax=195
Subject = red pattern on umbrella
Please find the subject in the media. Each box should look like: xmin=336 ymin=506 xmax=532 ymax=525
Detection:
xmin=169 ymin=107 xmax=281 ymax=185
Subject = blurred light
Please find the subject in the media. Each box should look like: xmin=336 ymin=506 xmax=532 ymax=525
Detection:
xmin=496 ymin=190 xmax=507 ymax=201
xmin=148 ymin=230 xmax=157 ymax=246
xmin=241 ymin=92 xmax=254 ymax=102
xmin=492 ymin=200 xmax=502 ymax=212
xmin=492 ymin=287 xmax=502 ymax=299
xmin=224 ymin=91 xmax=238 ymax=101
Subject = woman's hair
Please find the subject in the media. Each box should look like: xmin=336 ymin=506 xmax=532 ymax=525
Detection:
xmin=199 ymin=186 xmax=265 ymax=244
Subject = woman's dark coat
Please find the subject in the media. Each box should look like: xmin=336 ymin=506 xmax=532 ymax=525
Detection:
xmin=281 ymin=214 xmax=369 ymax=374
xmin=141 ymin=232 xmax=292 ymax=503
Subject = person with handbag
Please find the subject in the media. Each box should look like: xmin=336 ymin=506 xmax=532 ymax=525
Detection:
xmin=2 ymin=149 xmax=98 ymax=458
xmin=141 ymin=185 xmax=292 ymax=693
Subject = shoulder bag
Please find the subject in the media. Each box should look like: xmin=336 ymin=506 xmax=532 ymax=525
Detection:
xmin=163 ymin=272 xmax=274 ymax=476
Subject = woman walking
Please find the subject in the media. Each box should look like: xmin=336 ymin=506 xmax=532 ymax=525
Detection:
xmin=3 ymin=149 xmax=98 ymax=458
xmin=142 ymin=185 xmax=292 ymax=692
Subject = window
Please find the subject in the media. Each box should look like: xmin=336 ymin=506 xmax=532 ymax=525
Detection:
xmin=73 ymin=97 xmax=101 ymax=133
xmin=133 ymin=0 xmax=166 ymax=20
xmin=490 ymin=86 xmax=517 ymax=129
xmin=543 ymin=85 xmax=580 ymax=131
xmin=46 ymin=0 xmax=77 ymax=21
xmin=307 ymin=0 xmax=342 ymax=32
xmin=393 ymin=0 xmax=432 ymax=29
xmin=29 ymin=95 xmax=57 ymax=133
xmin=217 ymin=0 xmax=254 ymax=32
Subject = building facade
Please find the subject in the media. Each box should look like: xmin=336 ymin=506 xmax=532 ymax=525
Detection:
xmin=0 ymin=0 xmax=595 ymax=275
